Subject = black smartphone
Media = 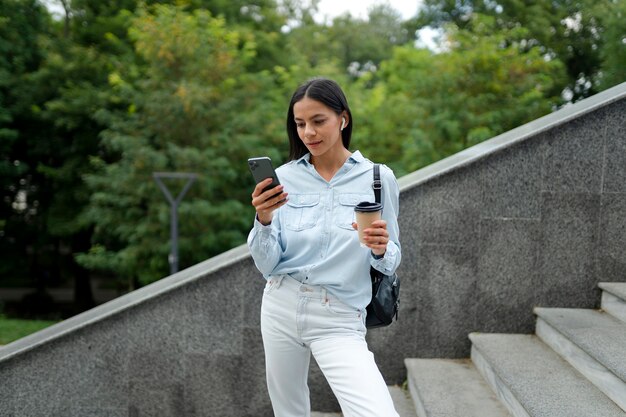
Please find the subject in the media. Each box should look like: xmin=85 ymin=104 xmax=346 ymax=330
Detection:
xmin=248 ymin=157 xmax=281 ymax=196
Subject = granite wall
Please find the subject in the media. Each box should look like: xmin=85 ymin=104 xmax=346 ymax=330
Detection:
xmin=1 ymin=83 xmax=625 ymax=416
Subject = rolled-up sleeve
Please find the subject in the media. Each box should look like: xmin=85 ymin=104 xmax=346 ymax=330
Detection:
xmin=247 ymin=215 xmax=282 ymax=277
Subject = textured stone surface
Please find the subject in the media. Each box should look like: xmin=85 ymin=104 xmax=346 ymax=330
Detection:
xmin=412 ymin=244 xmax=477 ymax=358
xmin=367 ymin=307 xmax=420 ymax=383
xmin=602 ymin=99 xmax=626 ymax=193
xmin=480 ymin=139 xmax=543 ymax=219
xmin=129 ymin=381 xmax=185 ymax=417
xmin=0 ymin=362 xmax=15 ymax=416
xmin=68 ymin=314 xmax=132 ymax=408
xmin=600 ymin=282 xmax=626 ymax=323
xmin=602 ymin=290 xmax=626 ymax=323
xmin=597 ymin=193 xmax=626 ymax=282
xmin=66 ymin=408 xmax=128 ymax=417
xmin=535 ymin=314 xmax=626 ymax=411
xmin=470 ymin=333 xmax=625 ymax=417
xmin=239 ymin=327 xmax=273 ymax=417
xmin=388 ymin=385 xmax=418 ymax=417
xmin=599 ymin=282 xmax=626 ymax=300
xmin=183 ymin=353 xmax=244 ymax=416
xmin=537 ymin=192 xmax=602 ymax=308
xmin=126 ymin=292 xmax=186 ymax=385
xmin=183 ymin=274 xmax=245 ymax=355
xmin=10 ymin=314 xmax=131 ymax=416
xmin=541 ymin=111 xmax=606 ymax=194
xmin=535 ymin=308 xmax=626 ymax=381
xmin=405 ymin=358 xmax=510 ymax=417
xmin=415 ymin=166 xmax=482 ymax=246
xmin=235 ymin=256 xmax=266 ymax=326
xmin=475 ymin=219 xmax=540 ymax=334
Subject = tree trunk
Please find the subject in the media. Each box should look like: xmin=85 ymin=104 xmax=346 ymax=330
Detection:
xmin=72 ymin=231 xmax=95 ymax=313
xmin=60 ymin=0 xmax=70 ymax=38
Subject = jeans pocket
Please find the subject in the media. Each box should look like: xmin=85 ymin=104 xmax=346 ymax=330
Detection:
xmin=263 ymin=276 xmax=284 ymax=295
xmin=324 ymin=297 xmax=361 ymax=318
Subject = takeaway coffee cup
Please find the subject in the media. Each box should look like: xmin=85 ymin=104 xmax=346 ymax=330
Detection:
xmin=354 ymin=201 xmax=383 ymax=247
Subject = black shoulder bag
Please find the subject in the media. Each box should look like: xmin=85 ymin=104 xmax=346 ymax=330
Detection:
xmin=365 ymin=164 xmax=400 ymax=329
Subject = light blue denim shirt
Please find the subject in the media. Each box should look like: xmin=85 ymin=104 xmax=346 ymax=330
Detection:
xmin=247 ymin=150 xmax=401 ymax=310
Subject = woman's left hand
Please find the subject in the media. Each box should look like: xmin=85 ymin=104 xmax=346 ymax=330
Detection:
xmin=352 ymin=219 xmax=389 ymax=256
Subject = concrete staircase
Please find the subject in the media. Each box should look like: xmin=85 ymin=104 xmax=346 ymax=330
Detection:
xmin=405 ymin=282 xmax=626 ymax=417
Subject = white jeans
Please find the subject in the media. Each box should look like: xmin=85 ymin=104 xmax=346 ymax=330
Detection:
xmin=260 ymin=275 xmax=399 ymax=417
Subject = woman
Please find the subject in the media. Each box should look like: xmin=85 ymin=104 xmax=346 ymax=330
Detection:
xmin=247 ymin=78 xmax=401 ymax=417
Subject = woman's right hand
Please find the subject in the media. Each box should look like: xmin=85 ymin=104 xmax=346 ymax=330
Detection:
xmin=251 ymin=178 xmax=288 ymax=225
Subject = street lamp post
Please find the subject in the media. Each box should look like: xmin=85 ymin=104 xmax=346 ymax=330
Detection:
xmin=153 ymin=172 xmax=198 ymax=275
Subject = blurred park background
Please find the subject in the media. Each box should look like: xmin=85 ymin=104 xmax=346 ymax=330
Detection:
xmin=0 ymin=0 xmax=624 ymax=340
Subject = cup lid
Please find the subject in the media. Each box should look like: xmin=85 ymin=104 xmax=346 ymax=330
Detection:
xmin=354 ymin=201 xmax=382 ymax=212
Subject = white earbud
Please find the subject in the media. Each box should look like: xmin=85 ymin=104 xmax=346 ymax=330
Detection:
xmin=341 ymin=117 xmax=346 ymax=130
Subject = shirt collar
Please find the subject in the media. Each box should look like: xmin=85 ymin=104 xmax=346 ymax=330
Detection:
xmin=349 ymin=150 xmax=365 ymax=163
xmin=296 ymin=153 xmax=312 ymax=165
xmin=296 ymin=150 xmax=364 ymax=165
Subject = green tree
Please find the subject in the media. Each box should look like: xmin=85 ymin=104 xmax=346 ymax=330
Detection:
xmin=414 ymin=0 xmax=619 ymax=101
xmin=284 ymin=4 xmax=412 ymax=76
xmin=26 ymin=0 xmax=145 ymax=312
xmin=77 ymin=5 xmax=287 ymax=286
xmin=355 ymin=15 xmax=565 ymax=174
xmin=1 ymin=0 xmax=136 ymax=314
xmin=597 ymin=0 xmax=626 ymax=89
xmin=66 ymin=0 xmax=294 ymax=72
xmin=327 ymin=5 xmax=411 ymax=75
xmin=0 ymin=0 xmax=53 ymax=293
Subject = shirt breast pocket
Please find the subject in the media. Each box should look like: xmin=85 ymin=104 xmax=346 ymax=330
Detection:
xmin=335 ymin=193 xmax=373 ymax=230
xmin=284 ymin=194 xmax=321 ymax=231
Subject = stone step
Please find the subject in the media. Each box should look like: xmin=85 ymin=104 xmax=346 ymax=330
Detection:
xmin=469 ymin=333 xmax=625 ymax=417
xmin=599 ymin=282 xmax=626 ymax=323
xmin=389 ymin=384 xmax=419 ymax=417
xmin=405 ymin=358 xmax=510 ymax=417
xmin=311 ymin=385 xmax=417 ymax=417
xmin=534 ymin=307 xmax=626 ymax=411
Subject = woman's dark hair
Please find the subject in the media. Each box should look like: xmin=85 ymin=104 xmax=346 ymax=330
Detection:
xmin=286 ymin=78 xmax=353 ymax=161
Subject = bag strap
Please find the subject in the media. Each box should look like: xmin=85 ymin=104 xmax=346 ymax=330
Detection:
xmin=372 ymin=164 xmax=382 ymax=205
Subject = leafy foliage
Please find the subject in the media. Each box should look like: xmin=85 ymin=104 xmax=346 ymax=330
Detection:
xmin=76 ymin=5 xmax=285 ymax=285
xmin=415 ymin=0 xmax=622 ymax=100
xmin=0 ymin=0 xmax=52 ymax=284
xmin=351 ymin=15 xmax=565 ymax=174
xmin=596 ymin=0 xmax=626 ymax=90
